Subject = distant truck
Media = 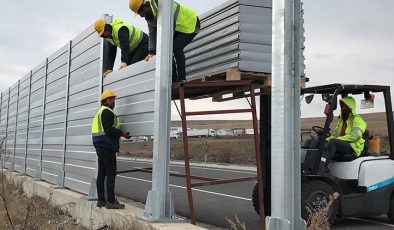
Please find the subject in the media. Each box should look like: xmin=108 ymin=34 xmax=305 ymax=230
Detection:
xmin=187 ymin=129 xmax=216 ymax=138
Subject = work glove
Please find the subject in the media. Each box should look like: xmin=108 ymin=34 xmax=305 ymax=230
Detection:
xmin=144 ymin=54 xmax=155 ymax=61
xmin=103 ymin=70 xmax=113 ymax=78
xmin=119 ymin=62 xmax=127 ymax=70
xmin=122 ymin=131 xmax=131 ymax=139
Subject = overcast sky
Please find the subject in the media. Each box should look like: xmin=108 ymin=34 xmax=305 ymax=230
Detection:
xmin=1 ymin=0 xmax=393 ymax=119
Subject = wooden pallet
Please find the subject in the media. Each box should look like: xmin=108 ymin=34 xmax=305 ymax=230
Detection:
xmin=186 ymin=68 xmax=307 ymax=102
xmin=188 ymin=68 xmax=272 ymax=86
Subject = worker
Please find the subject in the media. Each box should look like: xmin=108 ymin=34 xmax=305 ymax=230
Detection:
xmin=129 ymin=0 xmax=200 ymax=83
xmin=94 ymin=18 xmax=149 ymax=78
xmin=323 ymin=96 xmax=367 ymax=172
xmin=91 ymin=90 xmax=131 ymax=209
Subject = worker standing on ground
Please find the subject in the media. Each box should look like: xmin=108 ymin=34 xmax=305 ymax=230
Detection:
xmin=129 ymin=0 xmax=200 ymax=83
xmin=91 ymin=90 xmax=131 ymax=209
xmin=94 ymin=18 xmax=149 ymax=78
xmin=324 ymin=96 xmax=367 ymax=172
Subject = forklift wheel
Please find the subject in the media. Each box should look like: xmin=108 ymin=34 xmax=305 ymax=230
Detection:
xmin=251 ymin=182 xmax=271 ymax=216
xmin=389 ymin=193 xmax=394 ymax=224
xmin=301 ymin=180 xmax=338 ymax=224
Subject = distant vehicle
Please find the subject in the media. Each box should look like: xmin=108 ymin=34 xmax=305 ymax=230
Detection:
xmin=216 ymin=129 xmax=234 ymax=137
xmin=245 ymin=128 xmax=255 ymax=135
xmin=233 ymin=129 xmax=245 ymax=136
xmin=170 ymin=130 xmax=180 ymax=139
xmin=187 ymin=129 xmax=216 ymax=138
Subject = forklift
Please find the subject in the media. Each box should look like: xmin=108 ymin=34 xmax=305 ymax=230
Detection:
xmin=253 ymin=84 xmax=394 ymax=223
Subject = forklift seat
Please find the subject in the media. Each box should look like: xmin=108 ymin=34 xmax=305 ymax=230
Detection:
xmin=331 ymin=129 xmax=370 ymax=162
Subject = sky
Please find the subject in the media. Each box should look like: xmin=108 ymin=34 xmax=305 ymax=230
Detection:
xmin=1 ymin=0 xmax=394 ymax=119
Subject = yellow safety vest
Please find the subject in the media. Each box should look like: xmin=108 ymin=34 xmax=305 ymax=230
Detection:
xmin=108 ymin=18 xmax=143 ymax=52
xmin=92 ymin=106 xmax=121 ymax=151
xmin=149 ymin=0 xmax=197 ymax=34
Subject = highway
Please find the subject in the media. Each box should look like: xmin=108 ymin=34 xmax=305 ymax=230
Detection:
xmin=115 ymin=158 xmax=394 ymax=230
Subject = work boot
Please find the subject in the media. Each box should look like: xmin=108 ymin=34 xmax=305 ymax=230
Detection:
xmin=96 ymin=200 xmax=106 ymax=208
xmin=105 ymin=200 xmax=125 ymax=209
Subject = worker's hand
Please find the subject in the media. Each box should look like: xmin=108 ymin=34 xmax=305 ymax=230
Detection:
xmin=144 ymin=54 xmax=155 ymax=61
xmin=119 ymin=62 xmax=127 ymax=70
xmin=103 ymin=70 xmax=113 ymax=78
xmin=122 ymin=131 xmax=131 ymax=139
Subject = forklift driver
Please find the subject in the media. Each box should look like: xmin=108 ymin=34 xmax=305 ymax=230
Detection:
xmin=323 ymin=96 xmax=367 ymax=173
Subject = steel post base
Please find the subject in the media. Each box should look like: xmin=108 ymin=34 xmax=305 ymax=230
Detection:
xmin=55 ymin=170 xmax=64 ymax=188
xmin=143 ymin=190 xmax=175 ymax=221
xmin=266 ymin=216 xmax=306 ymax=230
xmin=88 ymin=178 xmax=98 ymax=200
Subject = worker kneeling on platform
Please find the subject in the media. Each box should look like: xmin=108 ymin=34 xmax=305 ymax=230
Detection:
xmin=129 ymin=0 xmax=200 ymax=83
xmin=92 ymin=90 xmax=131 ymax=209
xmin=94 ymin=18 xmax=149 ymax=78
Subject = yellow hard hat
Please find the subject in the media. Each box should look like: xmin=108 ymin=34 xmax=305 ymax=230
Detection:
xmin=94 ymin=18 xmax=106 ymax=36
xmin=100 ymin=90 xmax=117 ymax=101
xmin=129 ymin=0 xmax=144 ymax=14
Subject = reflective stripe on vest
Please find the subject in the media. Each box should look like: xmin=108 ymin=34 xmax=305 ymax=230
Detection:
xmin=91 ymin=106 xmax=120 ymax=137
xmin=107 ymin=18 xmax=143 ymax=52
xmin=149 ymin=0 xmax=197 ymax=34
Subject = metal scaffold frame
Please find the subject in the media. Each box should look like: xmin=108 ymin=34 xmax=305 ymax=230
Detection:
xmin=118 ymin=80 xmax=266 ymax=229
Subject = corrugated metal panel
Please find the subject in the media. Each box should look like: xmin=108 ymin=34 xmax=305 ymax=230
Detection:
xmin=26 ymin=62 xmax=45 ymax=177
xmin=185 ymin=0 xmax=305 ymax=78
xmin=14 ymin=73 xmax=31 ymax=173
xmin=104 ymin=59 xmax=156 ymax=136
xmin=40 ymin=44 xmax=69 ymax=185
xmin=63 ymin=26 xmax=101 ymax=194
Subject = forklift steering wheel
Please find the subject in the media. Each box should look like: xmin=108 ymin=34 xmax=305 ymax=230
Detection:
xmin=312 ymin=125 xmax=330 ymax=137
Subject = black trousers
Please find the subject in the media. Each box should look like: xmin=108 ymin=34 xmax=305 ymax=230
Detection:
xmin=172 ymin=31 xmax=198 ymax=81
xmin=96 ymin=147 xmax=117 ymax=203
xmin=325 ymin=138 xmax=354 ymax=167
xmin=127 ymin=34 xmax=149 ymax=65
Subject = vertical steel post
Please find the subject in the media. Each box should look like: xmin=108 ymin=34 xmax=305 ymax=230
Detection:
xmin=23 ymin=71 xmax=33 ymax=174
xmin=88 ymin=13 xmax=113 ymax=200
xmin=293 ymin=1 xmax=304 ymax=228
xmin=36 ymin=59 xmax=48 ymax=180
xmin=12 ymin=80 xmax=20 ymax=171
xmin=57 ymin=41 xmax=72 ymax=187
xmin=266 ymin=0 xmax=306 ymax=229
xmin=144 ymin=0 xmax=175 ymax=220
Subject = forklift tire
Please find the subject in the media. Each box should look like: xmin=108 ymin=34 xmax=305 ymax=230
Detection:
xmin=252 ymin=182 xmax=270 ymax=216
xmin=301 ymin=180 xmax=338 ymax=224
xmin=389 ymin=193 xmax=394 ymax=224
xmin=252 ymin=182 xmax=259 ymax=214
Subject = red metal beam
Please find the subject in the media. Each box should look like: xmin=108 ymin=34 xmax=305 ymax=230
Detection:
xmin=191 ymin=176 xmax=258 ymax=187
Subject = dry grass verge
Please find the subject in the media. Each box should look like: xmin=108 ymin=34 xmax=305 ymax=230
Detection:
xmin=120 ymin=136 xmax=257 ymax=165
xmin=0 ymin=171 xmax=86 ymax=230
xmin=306 ymin=192 xmax=340 ymax=230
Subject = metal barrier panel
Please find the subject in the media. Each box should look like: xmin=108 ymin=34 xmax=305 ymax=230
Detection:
xmin=104 ymin=60 xmax=156 ymax=136
xmin=41 ymin=44 xmax=69 ymax=184
xmin=0 ymin=91 xmax=9 ymax=139
xmin=5 ymin=82 xmax=19 ymax=169
xmin=64 ymin=27 xmax=101 ymax=194
xmin=0 ymin=23 xmax=156 ymax=195
xmin=26 ymin=62 xmax=46 ymax=177
xmin=14 ymin=74 xmax=31 ymax=173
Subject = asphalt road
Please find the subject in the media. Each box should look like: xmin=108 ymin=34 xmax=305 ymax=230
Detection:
xmin=115 ymin=158 xmax=394 ymax=230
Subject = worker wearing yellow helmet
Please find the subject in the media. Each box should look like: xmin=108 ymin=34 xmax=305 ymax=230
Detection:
xmin=91 ymin=90 xmax=131 ymax=209
xmin=129 ymin=0 xmax=200 ymax=83
xmin=94 ymin=18 xmax=149 ymax=78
